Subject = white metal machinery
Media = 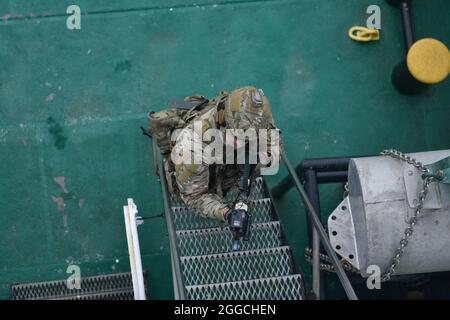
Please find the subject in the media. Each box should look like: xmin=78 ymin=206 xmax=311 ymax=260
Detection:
xmin=328 ymin=150 xmax=450 ymax=277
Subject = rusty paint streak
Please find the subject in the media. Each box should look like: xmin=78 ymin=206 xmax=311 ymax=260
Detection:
xmin=54 ymin=176 xmax=69 ymax=193
xmin=51 ymin=195 xmax=66 ymax=212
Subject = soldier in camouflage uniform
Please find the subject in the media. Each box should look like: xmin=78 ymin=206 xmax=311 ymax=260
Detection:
xmin=168 ymin=86 xmax=281 ymax=224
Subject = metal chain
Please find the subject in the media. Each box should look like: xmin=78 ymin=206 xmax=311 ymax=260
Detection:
xmin=380 ymin=149 xmax=429 ymax=173
xmin=343 ymin=182 xmax=349 ymax=198
xmin=379 ymin=149 xmax=434 ymax=282
xmin=304 ymin=248 xmax=359 ymax=274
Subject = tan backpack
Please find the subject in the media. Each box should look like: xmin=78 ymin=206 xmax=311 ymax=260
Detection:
xmin=147 ymin=93 xmax=227 ymax=157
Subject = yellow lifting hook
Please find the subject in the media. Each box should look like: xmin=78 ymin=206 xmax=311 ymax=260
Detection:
xmin=348 ymin=26 xmax=380 ymax=42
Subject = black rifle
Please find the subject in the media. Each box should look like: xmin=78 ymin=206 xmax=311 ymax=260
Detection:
xmin=229 ymin=144 xmax=257 ymax=251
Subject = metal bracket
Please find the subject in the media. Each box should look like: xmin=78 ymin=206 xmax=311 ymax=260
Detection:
xmin=404 ymin=158 xmax=450 ymax=209
xmin=327 ymin=197 xmax=360 ymax=271
xmin=424 ymin=156 xmax=450 ymax=184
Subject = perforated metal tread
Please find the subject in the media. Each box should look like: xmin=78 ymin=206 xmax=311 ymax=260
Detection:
xmin=185 ymin=274 xmax=304 ymax=300
xmin=50 ymin=290 xmax=135 ymax=300
xmin=11 ymin=272 xmax=146 ymax=300
xmin=181 ymin=246 xmax=294 ymax=286
xmin=176 ymin=221 xmax=282 ymax=256
xmin=172 ymin=198 xmax=273 ymax=231
xmin=248 ymin=177 xmax=266 ymax=200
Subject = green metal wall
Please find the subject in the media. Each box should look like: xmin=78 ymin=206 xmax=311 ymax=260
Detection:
xmin=0 ymin=0 xmax=449 ymax=299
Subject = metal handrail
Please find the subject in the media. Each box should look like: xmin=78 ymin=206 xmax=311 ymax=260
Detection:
xmin=280 ymin=152 xmax=358 ymax=300
xmin=158 ymin=154 xmax=186 ymax=300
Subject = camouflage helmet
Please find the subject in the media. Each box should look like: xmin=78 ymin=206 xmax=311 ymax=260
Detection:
xmin=224 ymin=86 xmax=275 ymax=131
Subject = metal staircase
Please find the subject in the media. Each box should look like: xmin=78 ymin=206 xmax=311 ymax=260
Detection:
xmin=163 ymin=173 xmax=306 ymax=300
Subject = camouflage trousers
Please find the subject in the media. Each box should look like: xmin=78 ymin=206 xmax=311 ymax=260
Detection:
xmin=166 ymin=160 xmax=242 ymax=222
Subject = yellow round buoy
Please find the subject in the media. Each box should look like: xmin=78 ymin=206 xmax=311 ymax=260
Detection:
xmin=407 ymin=38 xmax=450 ymax=84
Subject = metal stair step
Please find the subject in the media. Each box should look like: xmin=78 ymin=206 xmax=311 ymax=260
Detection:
xmin=176 ymin=221 xmax=283 ymax=256
xmin=172 ymin=198 xmax=273 ymax=231
xmin=185 ymin=274 xmax=304 ymax=300
xmin=249 ymin=177 xmax=266 ymax=200
xmin=11 ymin=272 xmax=146 ymax=300
xmin=181 ymin=246 xmax=294 ymax=286
xmin=50 ymin=290 xmax=135 ymax=300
